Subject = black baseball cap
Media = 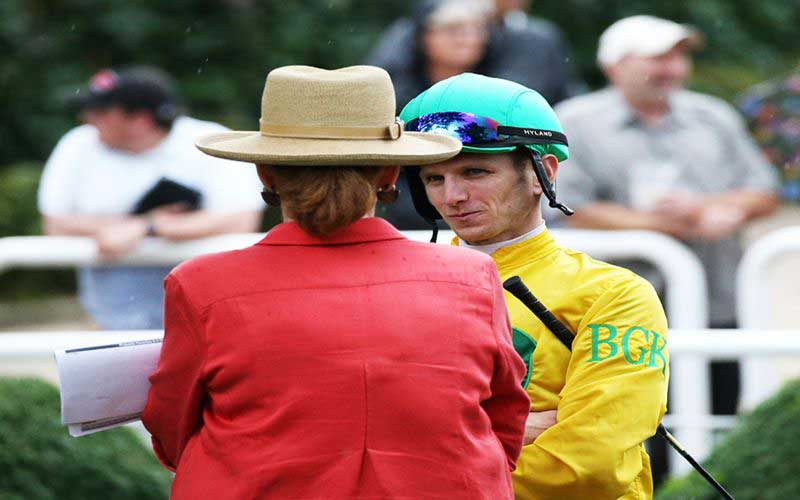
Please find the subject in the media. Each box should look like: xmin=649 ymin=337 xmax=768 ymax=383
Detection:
xmin=68 ymin=66 xmax=180 ymax=123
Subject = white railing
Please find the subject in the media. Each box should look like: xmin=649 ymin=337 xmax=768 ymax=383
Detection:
xmin=1 ymin=230 xmax=710 ymax=471
xmin=3 ymin=328 xmax=797 ymax=478
xmin=737 ymin=226 xmax=800 ymax=411
xmin=0 ymin=234 xmax=264 ymax=272
xmin=2 ymin=230 xmax=709 ymax=327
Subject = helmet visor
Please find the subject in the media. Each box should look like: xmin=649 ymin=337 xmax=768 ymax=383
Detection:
xmin=405 ymin=111 xmax=568 ymax=148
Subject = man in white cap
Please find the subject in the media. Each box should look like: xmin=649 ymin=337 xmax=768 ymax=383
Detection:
xmin=555 ymin=16 xmax=779 ymax=323
xmin=553 ymin=16 xmax=779 ymax=430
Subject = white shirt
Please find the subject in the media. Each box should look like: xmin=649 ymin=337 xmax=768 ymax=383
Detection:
xmin=460 ymin=222 xmax=547 ymax=256
xmin=38 ymin=116 xmax=263 ymax=216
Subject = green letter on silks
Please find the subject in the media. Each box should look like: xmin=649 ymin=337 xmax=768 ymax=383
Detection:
xmin=589 ymin=324 xmax=618 ymax=362
xmin=512 ymin=327 xmax=536 ymax=389
xmin=648 ymin=330 xmax=668 ymax=376
xmin=622 ymin=327 xmax=649 ymax=365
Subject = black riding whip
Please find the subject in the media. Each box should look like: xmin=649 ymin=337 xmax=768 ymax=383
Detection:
xmin=502 ymin=275 xmax=734 ymax=500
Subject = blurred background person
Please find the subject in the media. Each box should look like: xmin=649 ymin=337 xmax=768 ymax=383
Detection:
xmin=366 ymin=0 xmax=581 ymax=110
xmin=489 ymin=0 xmax=586 ymax=101
xmin=143 ymin=65 xmax=529 ymax=499
xmin=552 ymin=18 xmax=779 ymax=480
xmin=738 ymin=67 xmax=800 ymax=205
xmin=368 ymin=0 xmax=494 ymax=116
xmin=37 ymin=66 xmax=263 ymax=330
xmin=367 ymin=0 xmax=584 ymax=230
xmin=496 ymin=0 xmax=558 ymax=34
xmin=367 ymin=0 xmax=495 ymax=230
xmin=554 ymin=14 xmax=779 ymax=330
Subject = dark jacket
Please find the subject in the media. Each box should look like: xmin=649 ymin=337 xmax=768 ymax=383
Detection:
xmin=365 ymin=8 xmax=582 ymax=110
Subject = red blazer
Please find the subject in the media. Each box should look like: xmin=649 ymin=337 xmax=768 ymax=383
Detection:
xmin=143 ymin=218 xmax=529 ymax=500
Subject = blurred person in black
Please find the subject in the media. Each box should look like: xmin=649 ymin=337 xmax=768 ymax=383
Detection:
xmin=367 ymin=0 xmax=494 ymax=115
xmin=368 ymin=0 xmax=494 ymax=229
xmin=367 ymin=0 xmax=581 ymax=109
xmin=367 ymin=0 xmax=582 ymax=229
xmin=490 ymin=0 xmax=585 ymax=100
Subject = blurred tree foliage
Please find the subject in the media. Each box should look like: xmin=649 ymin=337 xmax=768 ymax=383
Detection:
xmin=0 ymin=163 xmax=75 ymax=298
xmin=1 ymin=0 xmax=798 ymax=170
xmin=0 ymin=1 xmax=798 ymax=298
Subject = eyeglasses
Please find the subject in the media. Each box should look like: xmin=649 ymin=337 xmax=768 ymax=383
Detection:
xmin=404 ymin=111 xmax=568 ymax=148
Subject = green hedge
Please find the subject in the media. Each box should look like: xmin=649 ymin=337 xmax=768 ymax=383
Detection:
xmin=0 ymin=163 xmax=75 ymax=299
xmin=656 ymin=379 xmax=800 ymax=500
xmin=0 ymin=377 xmax=171 ymax=500
xmin=0 ymin=162 xmax=42 ymax=237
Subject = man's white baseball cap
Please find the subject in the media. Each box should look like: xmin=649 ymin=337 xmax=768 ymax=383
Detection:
xmin=597 ymin=15 xmax=703 ymax=67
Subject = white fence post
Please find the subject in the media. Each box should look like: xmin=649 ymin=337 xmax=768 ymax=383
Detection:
xmin=737 ymin=226 xmax=800 ymax=410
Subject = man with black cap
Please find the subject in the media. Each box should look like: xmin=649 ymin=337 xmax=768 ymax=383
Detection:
xmin=38 ymin=66 xmax=263 ymax=330
xmin=553 ymin=16 xmax=780 ymax=426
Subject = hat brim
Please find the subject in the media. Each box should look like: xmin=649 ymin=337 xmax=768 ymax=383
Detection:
xmin=633 ymin=28 xmax=704 ymax=59
xmin=195 ymin=131 xmax=462 ymax=166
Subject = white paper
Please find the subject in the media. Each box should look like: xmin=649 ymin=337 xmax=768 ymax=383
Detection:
xmin=55 ymin=336 xmax=164 ymax=437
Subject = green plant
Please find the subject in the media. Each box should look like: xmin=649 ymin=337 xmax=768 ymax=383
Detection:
xmin=0 ymin=162 xmax=42 ymax=237
xmin=656 ymin=379 xmax=800 ymax=500
xmin=0 ymin=377 xmax=172 ymax=499
xmin=0 ymin=162 xmax=75 ymax=299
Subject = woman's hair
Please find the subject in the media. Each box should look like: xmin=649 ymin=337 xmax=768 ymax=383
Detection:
xmin=268 ymin=165 xmax=382 ymax=237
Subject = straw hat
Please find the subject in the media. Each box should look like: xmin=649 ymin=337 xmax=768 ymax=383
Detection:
xmin=196 ymin=65 xmax=462 ymax=166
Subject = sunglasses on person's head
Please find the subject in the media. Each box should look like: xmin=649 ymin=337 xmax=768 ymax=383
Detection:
xmin=404 ymin=111 xmax=568 ymax=148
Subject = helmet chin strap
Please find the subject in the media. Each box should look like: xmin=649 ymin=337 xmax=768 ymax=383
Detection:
xmin=525 ymin=147 xmax=574 ymax=216
xmin=425 ymin=218 xmax=439 ymax=243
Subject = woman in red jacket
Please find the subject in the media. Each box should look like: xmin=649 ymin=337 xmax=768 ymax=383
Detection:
xmin=142 ymin=65 xmax=530 ymax=500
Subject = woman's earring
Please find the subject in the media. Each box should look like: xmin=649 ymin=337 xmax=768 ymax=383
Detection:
xmin=261 ymin=188 xmax=281 ymax=207
xmin=377 ymin=185 xmax=400 ymax=205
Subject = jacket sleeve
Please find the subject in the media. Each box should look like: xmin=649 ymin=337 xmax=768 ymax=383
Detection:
xmin=141 ymin=275 xmax=207 ymax=472
xmin=481 ymin=261 xmax=531 ymax=471
xmin=513 ymin=276 xmax=669 ymax=499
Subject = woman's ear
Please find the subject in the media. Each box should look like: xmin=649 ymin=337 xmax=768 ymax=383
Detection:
xmin=255 ymin=164 xmax=275 ymax=190
xmin=377 ymin=166 xmax=401 ymax=189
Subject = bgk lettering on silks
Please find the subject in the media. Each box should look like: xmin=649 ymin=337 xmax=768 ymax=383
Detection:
xmin=588 ymin=323 xmax=668 ymax=376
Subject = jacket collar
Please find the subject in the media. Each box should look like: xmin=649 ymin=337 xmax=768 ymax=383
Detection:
xmin=257 ymin=217 xmax=406 ymax=246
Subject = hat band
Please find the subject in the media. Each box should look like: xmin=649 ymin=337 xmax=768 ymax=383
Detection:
xmin=260 ymin=119 xmax=403 ymax=140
